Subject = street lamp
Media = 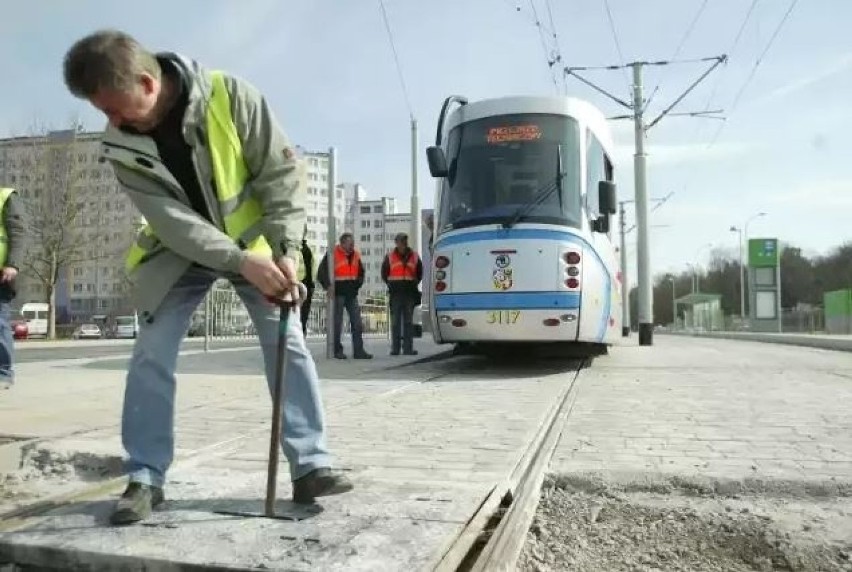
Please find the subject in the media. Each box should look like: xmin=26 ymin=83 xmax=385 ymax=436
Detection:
xmin=686 ymin=263 xmax=697 ymax=294
xmin=730 ymin=212 xmax=766 ymax=320
xmin=692 ymin=243 xmax=713 ymax=293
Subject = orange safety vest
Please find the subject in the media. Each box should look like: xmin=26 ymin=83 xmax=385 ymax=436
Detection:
xmin=333 ymin=245 xmax=361 ymax=281
xmin=387 ymin=249 xmax=419 ymax=281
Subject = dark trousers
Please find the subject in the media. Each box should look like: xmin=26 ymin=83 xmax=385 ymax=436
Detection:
xmin=300 ymin=285 xmax=315 ymax=336
xmin=333 ymin=295 xmax=365 ymax=355
xmin=390 ymin=294 xmax=417 ymax=353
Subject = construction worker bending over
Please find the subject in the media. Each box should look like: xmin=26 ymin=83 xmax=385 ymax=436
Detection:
xmin=317 ymin=233 xmax=373 ymax=360
xmin=381 ymin=233 xmax=423 ymax=356
xmin=63 ymin=29 xmax=352 ymax=526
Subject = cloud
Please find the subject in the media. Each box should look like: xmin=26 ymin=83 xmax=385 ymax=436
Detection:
xmin=751 ymin=53 xmax=852 ymax=105
xmin=770 ymin=179 xmax=852 ymax=207
xmin=612 ymin=140 xmax=753 ymax=167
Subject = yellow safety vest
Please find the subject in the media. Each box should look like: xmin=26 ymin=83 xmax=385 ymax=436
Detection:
xmin=0 ymin=187 xmax=15 ymax=267
xmin=125 ymin=70 xmax=273 ymax=272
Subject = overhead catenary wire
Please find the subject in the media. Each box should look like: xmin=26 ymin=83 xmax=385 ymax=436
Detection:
xmin=645 ymin=0 xmax=710 ymax=112
xmin=528 ymin=0 xmax=560 ymax=93
xmin=601 ymin=0 xmax=632 ymax=95
xmin=378 ymin=0 xmax=414 ymax=120
xmin=505 ymin=0 xmax=565 ymax=94
xmin=706 ymin=0 xmax=799 ymax=148
xmin=543 ymin=0 xmax=567 ymax=93
xmin=701 ymin=0 xmax=761 ymax=114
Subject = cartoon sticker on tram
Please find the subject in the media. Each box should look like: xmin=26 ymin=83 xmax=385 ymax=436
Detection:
xmin=492 ymin=254 xmax=513 ymax=291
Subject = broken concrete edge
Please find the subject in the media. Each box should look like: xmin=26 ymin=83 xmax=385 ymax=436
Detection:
xmin=668 ymin=331 xmax=852 ymax=353
xmin=544 ymin=471 xmax=852 ymax=499
xmin=0 ymin=476 xmax=127 ymax=531
xmin=0 ymin=437 xmax=41 ymax=474
xmin=0 ymin=541 xmax=260 ymax=572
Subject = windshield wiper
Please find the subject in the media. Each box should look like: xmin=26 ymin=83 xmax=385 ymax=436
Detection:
xmin=502 ymin=145 xmax=565 ymax=229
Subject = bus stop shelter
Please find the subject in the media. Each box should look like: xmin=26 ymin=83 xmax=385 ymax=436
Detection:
xmin=675 ymin=292 xmax=724 ymax=332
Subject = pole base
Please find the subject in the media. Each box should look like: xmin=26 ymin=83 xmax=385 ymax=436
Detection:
xmin=621 ymin=327 xmax=630 ymax=337
xmin=639 ymin=323 xmax=654 ymax=346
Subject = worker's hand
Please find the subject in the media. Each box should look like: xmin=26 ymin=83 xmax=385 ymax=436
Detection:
xmin=240 ymin=253 xmax=290 ymax=298
xmin=0 ymin=267 xmax=17 ymax=283
xmin=275 ymin=256 xmax=302 ymax=305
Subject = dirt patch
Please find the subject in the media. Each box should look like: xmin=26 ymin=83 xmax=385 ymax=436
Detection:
xmin=519 ymin=473 xmax=852 ymax=572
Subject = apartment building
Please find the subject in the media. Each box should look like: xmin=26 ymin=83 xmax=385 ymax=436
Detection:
xmin=0 ymin=128 xmax=142 ymax=321
xmin=297 ymin=147 xmax=370 ymax=257
xmin=351 ymin=198 xmax=419 ymax=297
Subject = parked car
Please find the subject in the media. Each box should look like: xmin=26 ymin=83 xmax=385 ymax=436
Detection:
xmin=72 ymin=323 xmax=102 ymax=340
xmin=114 ymin=314 xmax=139 ymax=339
xmin=12 ymin=320 xmax=28 ymax=340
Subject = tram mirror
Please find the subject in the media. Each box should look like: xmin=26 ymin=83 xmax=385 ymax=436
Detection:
xmin=427 ymin=146 xmax=448 ymax=177
xmin=593 ymin=215 xmax=610 ymax=234
xmin=598 ymin=181 xmax=617 ymax=215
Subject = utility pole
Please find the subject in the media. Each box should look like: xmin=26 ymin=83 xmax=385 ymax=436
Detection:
xmin=565 ymin=55 xmax=726 ymax=346
xmin=619 ymin=201 xmax=630 ymax=337
xmin=631 ymin=63 xmax=652 ymax=345
xmin=619 ymin=193 xmax=673 ymax=338
xmin=410 ymin=118 xmax=421 ymax=255
xmin=326 ymin=147 xmax=337 ymax=359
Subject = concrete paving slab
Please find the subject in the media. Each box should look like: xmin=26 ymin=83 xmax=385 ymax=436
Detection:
xmin=553 ymin=335 xmax=852 ymax=483
xmin=1 ymin=348 xmax=581 ymax=570
xmin=0 ymin=467 xmax=482 ymax=570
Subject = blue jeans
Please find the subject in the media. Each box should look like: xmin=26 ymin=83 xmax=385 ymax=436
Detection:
xmin=122 ymin=266 xmax=331 ymax=487
xmin=0 ymin=301 xmax=14 ymax=383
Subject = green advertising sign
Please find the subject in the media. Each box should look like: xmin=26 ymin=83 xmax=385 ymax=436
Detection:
xmin=748 ymin=238 xmax=779 ymax=268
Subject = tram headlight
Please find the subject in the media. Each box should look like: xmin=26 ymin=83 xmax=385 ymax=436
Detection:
xmin=435 ymin=270 xmax=447 ymax=280
xmin=565 ymin=266 xmax=580 ymax=277
xmin=435 ymin=256 xmax=450 ymax=269
xmin=565 ymin=278 xmax=580 ymax=289
xmin=435 ymin=281 xmax=447 ymax=292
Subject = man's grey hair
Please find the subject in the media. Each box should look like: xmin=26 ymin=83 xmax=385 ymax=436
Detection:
xmin=63 ymin=29 xmax=161 ymax=98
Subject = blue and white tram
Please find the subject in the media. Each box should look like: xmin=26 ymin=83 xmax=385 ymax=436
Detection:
xmin=421 ymin=95 xmax=623 ymax=353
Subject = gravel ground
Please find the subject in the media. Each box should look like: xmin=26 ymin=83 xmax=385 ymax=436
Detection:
xmin=519 ymin=473 xmax=852 ymax=572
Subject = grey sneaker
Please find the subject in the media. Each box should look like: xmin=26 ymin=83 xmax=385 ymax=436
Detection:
xmin=110 ymin=482 xmax=165 ymax=525
xmin=292 ymin=468 xmax=353 ymax=504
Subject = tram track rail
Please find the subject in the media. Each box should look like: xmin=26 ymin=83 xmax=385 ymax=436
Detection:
xmin=432 ymin=357 xmax=588 ymax=571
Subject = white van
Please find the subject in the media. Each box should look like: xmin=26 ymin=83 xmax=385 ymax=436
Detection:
xmin=114 ymin=314 xmax=139 ymax=339
xmin=20 ymin=303 xmax=49 ymax=337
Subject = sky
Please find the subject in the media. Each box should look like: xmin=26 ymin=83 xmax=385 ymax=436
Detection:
xmin=1 ymin=0 xmax=850 ymax=283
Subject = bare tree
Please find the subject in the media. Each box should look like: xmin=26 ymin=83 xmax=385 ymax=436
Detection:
xmin=14 ymin=123 xmax=127 ymax=338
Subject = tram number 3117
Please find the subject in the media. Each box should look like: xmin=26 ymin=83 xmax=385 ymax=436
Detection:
xmin=486 ymin=310 xmax=521 ymax=325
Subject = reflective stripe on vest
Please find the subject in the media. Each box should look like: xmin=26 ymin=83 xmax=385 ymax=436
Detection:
xmin=333 ymin=245 xmax=360 ymax=281
xmin=387 ymin=249 xmax=418 ymax=281
xmin=0 ymin=188 xmax=15 ymax=267
xmin=125 ymin=70 xmax=274 ymax=273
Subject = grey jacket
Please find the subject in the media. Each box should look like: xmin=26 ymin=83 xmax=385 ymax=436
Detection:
xmin=99 ymin=53 xmax=305 ymax=322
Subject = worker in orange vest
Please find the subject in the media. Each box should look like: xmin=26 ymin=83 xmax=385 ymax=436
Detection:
xmin=317 ymin=233 xmax=373 ymax=359
xmin=381 ymin=233 xmax=423 ymax=356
